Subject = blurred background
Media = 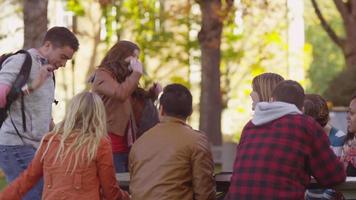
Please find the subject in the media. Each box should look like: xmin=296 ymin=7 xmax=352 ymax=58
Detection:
xmin=0 ymin=0 xmax=355 ymax=173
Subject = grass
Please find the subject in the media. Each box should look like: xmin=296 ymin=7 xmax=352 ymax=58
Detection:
xmin=0 ymin=177 xmax=7 ymax=190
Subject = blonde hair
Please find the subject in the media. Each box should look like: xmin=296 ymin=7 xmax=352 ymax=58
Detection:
xmin=252 ymin=73 xmax=284 ymax=102
xmin=41 ymin=91 xmax=107 ymax=174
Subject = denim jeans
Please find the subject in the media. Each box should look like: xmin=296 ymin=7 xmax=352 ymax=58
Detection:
xmin=0 ymin=145 xmax=43 ymax=200
xmin=113 ymin=152 xmax=129 ymax=173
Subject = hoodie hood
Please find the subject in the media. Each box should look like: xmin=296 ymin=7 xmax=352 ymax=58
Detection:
xmin=252 ymin=101 xmax=302 ymax=126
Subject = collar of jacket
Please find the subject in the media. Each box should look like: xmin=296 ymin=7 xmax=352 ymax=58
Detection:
xmin=160 ymin=116 xmax=187 ymax=126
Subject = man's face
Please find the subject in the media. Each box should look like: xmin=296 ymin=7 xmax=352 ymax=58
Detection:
xmin=45 ymin=42 xmax=75 ymax=71
xmin=347 ymin=98 xmax=356 ymax=133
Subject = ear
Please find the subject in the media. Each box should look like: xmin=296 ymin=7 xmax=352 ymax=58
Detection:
xmin=43 ymin=41 xmax=52 ymax=48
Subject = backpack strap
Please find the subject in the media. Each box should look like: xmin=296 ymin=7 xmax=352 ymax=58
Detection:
xmin=6 ymin=50 xmax=32 ymax=142
xmin=52 ymin=72 xmax=58 ymax=105
xmin=6 ymin=50 xmax=32 ymax=106
xmin=9 ymin=111 xmax=25 ymax=144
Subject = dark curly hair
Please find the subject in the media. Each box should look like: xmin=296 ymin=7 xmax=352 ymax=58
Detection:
xmin=303 ymin=94 xmax=329 ymax=127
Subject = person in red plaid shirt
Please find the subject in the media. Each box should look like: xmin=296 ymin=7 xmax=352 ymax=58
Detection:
xmin=225 ymin=80 xmax=346 ymax=200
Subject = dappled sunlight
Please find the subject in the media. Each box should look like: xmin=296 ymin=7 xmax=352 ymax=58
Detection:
xmin=0 ymin=0 xmax=349 ymax=144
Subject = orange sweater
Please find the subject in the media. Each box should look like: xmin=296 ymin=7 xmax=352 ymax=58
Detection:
xmin=0 ymin=133 xmax=127 ymax=200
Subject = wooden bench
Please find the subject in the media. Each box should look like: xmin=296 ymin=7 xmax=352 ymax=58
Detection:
xmin=214 ymin=172 xmax=356 ymax=199
xmin=117 ymin=172 xmax=356 ymax=199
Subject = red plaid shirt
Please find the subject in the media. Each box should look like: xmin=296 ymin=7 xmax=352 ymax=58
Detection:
xmin=225 ymin=114 xmax=346 ymax=200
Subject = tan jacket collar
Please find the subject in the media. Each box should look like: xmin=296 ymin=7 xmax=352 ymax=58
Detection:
xmin=160 ymin=116 xmax=188 ymax=126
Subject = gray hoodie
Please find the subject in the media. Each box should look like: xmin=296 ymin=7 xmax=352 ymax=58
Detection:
xmin=252 ymin=101 xmax=302 ymax=126
xmin=0 ymin=49 xmax=55 ymax=148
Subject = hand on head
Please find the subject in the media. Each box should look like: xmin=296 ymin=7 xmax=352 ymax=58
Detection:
xmin=129 ymin=58 xmax=143 ymax=74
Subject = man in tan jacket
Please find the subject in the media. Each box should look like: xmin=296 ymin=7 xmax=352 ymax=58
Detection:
xmin=129 ymin=83 xmax=216 ymax=200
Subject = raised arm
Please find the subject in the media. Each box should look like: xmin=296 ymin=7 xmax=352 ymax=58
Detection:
xmin=92 ymin=69 xmax=141 ymax=102
xmin=308 ymin=120 xmax=346 ymax=187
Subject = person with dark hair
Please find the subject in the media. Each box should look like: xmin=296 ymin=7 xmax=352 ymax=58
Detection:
xmin=303 ymin=94 xmax=346 ymax=200
xmin=271 ymin=80 xmax=305 ymax=110
xmin=0 ymin=26 xmax=79 ymax=200
xmin=341 ymin=91 xmax=356 ymax=176
xmin=226 ymin=80 xmax=346 ymax=200
xmin=42 ymin=27 xmax=79 ymax=52
xmin=129 ymin=83 xmax=216 ymax=200
xmin=90 ymin=40 xmax=144 ymax=173
xmin=304 ymin=94 xmax=346 ymax=157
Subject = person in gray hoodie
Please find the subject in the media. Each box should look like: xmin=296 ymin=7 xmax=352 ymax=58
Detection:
xmin=0 ymin=27 xmax=79 ymax=200
xmin=225 ymin=80 xmax=346 ymax=200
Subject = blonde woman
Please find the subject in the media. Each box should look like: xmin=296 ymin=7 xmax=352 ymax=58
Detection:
xmin=250 ymin=72 xmax=284 ymax=110
xmin=0 ymin=92 xmax=129 ymax=200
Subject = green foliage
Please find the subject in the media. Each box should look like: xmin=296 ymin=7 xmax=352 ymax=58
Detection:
xmin=304 ymin=0 xmax=345 ymax=96
xmin=219 ymin=1 xmax=291 ymax=139
xmin=100 ymin=0 xmax=199 ymax=88
xmin=65 ymin=0 xmax=302 ymax=141
xmin=66 ymin=0 xmax=85 ymax=16
xmin=324 ymin=65 xmax=356 ymax=106
xmin=0 ymin=176 xmax=6 ymax=190
xmin=170 ymin=76 xmax=191 ymax=89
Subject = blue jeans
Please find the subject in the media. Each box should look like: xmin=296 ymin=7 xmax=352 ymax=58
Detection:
xmin=0 ymin=145 xmax=43 ymax=200
xmin=113 ymin=152 xmax=129 ymax=173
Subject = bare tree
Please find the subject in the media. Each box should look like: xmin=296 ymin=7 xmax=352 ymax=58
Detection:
xmin=23 ymin=0 xmax=48 ymax=49
xmin=195 ymin=0 xmax=234 ymax=145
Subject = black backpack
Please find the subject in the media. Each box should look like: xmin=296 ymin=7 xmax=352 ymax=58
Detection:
xmin=136 ymin=98 xmax=159 ymax=138
xmin=0 ymin=50 xmax=32 ymax=132
xmin=130 ymin=87 xmax=159 ymax=139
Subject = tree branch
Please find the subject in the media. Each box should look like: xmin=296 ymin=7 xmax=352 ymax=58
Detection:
xmin=223 ymin=0 xmax=234 ymax=15
xmin=332 ymin=0 xmax=350 ymax=21
xmin=310 ymin=0 xmax=345 ymax=48
xmin=349 ymin=0 xmax=356 ymax=18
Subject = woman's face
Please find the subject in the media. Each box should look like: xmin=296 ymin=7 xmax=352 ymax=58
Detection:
xmin=348 ymin=99 xmax=356 ymax=133
xmin=250 ymin=91 xmax=260 ymax=110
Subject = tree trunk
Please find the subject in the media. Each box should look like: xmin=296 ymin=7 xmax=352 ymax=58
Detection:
xmin=343 ymin=44 xmax=356 ymax=68
xmin=311 ymin=0 xmax=356 ymax=105
xmin=84 ymin=26 xmax=101 ymax=90
xmin=343 ymin=20 xmax=356 ymax=68
xmin=196 ymin=0 xmax=225 ymax=145
xmin=23 ymin=0 xmax=48 ymax=49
